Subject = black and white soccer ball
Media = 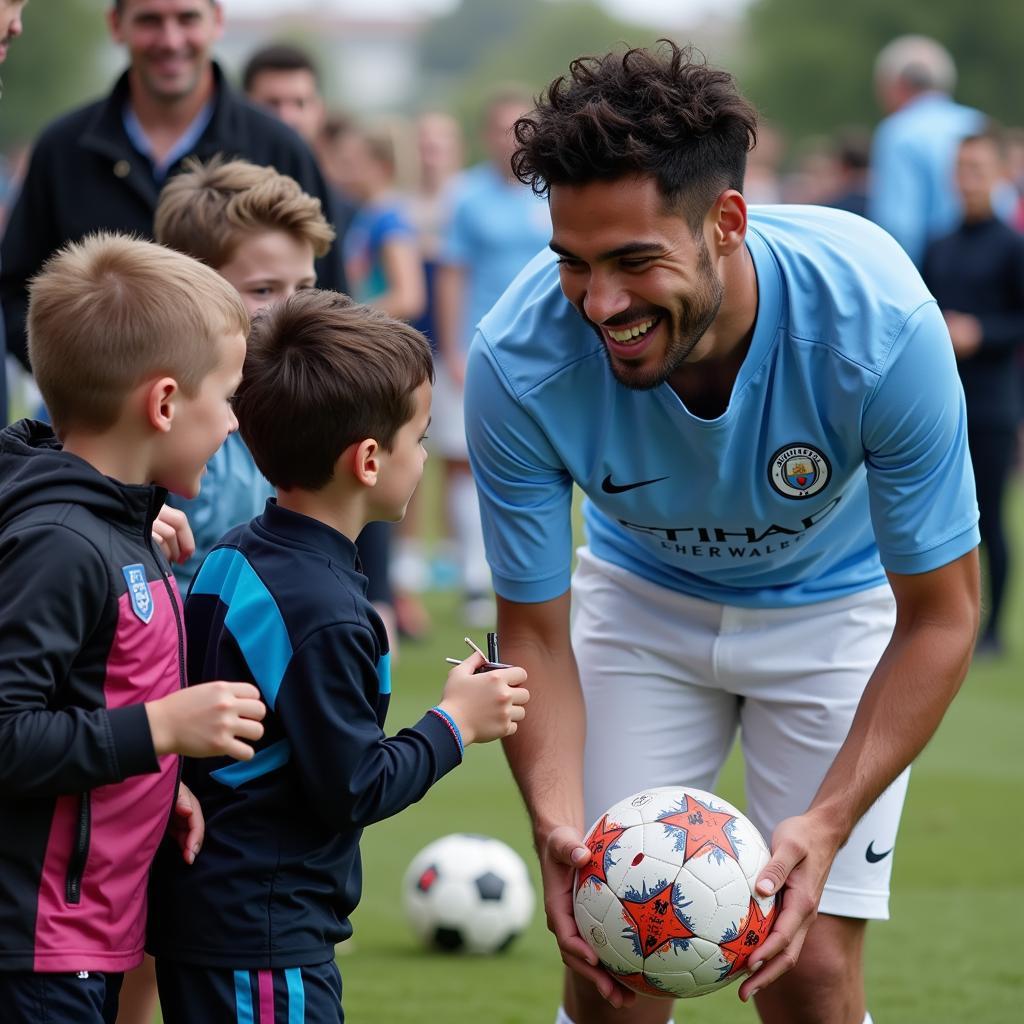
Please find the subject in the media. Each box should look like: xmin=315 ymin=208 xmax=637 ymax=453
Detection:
xmin=403 ymin=834 xmax=535 ymax=954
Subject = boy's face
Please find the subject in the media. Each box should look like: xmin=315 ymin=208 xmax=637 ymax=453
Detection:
xmin=154 ymin=329 xmax=245 ymax=498
xmin=217 ymin=231 xmax=317 ymax=316
xmin=371 ymin=379 xmax=431 ymax=522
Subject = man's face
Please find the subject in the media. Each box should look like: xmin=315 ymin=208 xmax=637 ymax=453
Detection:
xmin=217 ymin=230 xmax=317 ymax=317
xmin=109 ymin=0 xmax=223 ymax=104
xmin=956 ymin=138 xmax=1002 ymax=221
xmin=246 ymin=68 xmax=323 ymax=145
xmin=0 ymin=1 xmax=27 ymax=63
xmin=550 ymin=175 xmax=724 ymax=391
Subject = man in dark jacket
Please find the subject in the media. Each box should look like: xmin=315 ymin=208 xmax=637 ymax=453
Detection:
xmin=0 ymin=0 xmax=346 ymax=388
xmin=923 ymin=126 xmax=1024 ymax=658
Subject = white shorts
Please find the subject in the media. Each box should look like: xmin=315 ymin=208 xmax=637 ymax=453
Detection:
xmin=570 ymin=548 xmax=909 ymax=921
xmin=428 ymin=364 xmax=468 ymax=460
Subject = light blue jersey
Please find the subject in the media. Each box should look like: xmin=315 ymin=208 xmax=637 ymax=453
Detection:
xmin=465 ymin=206 xmax=979 ymax=608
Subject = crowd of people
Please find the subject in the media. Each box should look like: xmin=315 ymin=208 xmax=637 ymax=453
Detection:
xmin=0 ymin=2 xmax=1021 ymax=1024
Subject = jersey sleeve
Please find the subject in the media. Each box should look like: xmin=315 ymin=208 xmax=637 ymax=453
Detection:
xmin=464 ymin=333 xmax=575 ymax=602
xmin=0 ymin=524 xmax=159 ymax=796
xmin=861 ymin=300 xmax=980 ymax=574
xmin=275 ymin=622 xmax=462 ymax=832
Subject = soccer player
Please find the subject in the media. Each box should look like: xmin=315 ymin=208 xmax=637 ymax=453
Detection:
xmin=464 ymin=43 xmax=980 ymax=1024
xmin=154 ymin=156 xmax=334 ymax=589
xmin=0 ymin=234 xmax=266 ymax=1024
xmin=148 ymin=289 xmax=529 ymax=1023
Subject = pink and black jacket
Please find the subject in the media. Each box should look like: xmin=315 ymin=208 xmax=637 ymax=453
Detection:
xmin=0 ymin=420 xmax=182 ymax=973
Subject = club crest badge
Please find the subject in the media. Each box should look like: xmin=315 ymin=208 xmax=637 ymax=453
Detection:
xmin=121 ymin=564 xmax=154 ymax=624
xmin=768 ymin=444 xmax=831 ymax=499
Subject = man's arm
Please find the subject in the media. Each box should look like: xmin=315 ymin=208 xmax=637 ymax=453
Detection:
xmin=742 ymin=549 xmax=978 ymax=1000
xmin=498 ymin=592 xmax=634 ymax=1008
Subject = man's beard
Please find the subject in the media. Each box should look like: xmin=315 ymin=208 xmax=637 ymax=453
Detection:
xmin=590 ymin=241 xmax=724 ymax=391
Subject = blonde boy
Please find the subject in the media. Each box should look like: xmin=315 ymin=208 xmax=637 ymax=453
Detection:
xmin=153 ymin=157 xmax=334 ymax=588
xmin=0 ymin=233 xmax=266 ymax=1023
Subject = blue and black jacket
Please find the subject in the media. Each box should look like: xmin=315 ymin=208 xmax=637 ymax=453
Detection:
xmin=148 ymin=500 xmax=464 ymax=969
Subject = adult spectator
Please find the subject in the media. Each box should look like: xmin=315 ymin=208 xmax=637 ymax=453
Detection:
xmin=869 ymin=35 xmax=983 ymax=267
xmin=242 ymin=41 xmax=354 ymax=293
xmin=923 ymin=127 xmax=1024 ymax=659
xmin=0 ymin=0 xmax=344 ymax=372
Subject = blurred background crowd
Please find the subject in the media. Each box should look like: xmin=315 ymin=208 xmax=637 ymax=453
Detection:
xmin=2 ymin=0 xmax=1023 ymax=658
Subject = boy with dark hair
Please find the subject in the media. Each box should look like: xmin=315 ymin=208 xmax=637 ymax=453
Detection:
xmin=149 ymin=289 xmax=529 ymax=1023
xmin=0 ymin=233 xmax=267 ymax=1024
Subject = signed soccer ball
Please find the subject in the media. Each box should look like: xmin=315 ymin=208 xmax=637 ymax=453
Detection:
xmin=574 ymin=786 xmax=777 ymax=998
xmin=403 ymin=834 xmax=535 ymax=954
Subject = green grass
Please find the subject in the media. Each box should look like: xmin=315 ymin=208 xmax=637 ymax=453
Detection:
xmin=341 ymin=482 xmax=1024 ymax=1023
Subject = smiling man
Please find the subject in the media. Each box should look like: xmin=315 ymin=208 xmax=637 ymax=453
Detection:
xmin=464 ymin=42 xmax=981 ymax=1024
xmin=0 ymin=0 xmax=344 ymax=381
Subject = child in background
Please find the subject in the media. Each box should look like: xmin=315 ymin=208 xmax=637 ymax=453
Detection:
xmin=149 ymin=289 xmax=528 ymax=1024
xmin=0 ymin=234 xmax=266 ymax=1024
xmin=153 ymin=156 xmax=335 ymax=591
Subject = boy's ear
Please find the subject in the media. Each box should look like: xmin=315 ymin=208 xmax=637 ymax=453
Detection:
xmin=348 ymin=438 xmax=382 ymax=487
xmin=145 ymin=378 xmax=180 ymax=434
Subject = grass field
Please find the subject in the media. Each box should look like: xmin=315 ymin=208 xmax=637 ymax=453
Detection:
xmin=339 ymin=483 xmax=1024 ymax=1023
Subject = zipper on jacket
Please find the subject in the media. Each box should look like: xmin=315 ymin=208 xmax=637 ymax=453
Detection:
xmin=65 ymin=792 xmax=91 ymax=904
xmin=151 ymin=536 xmax=187 ymax=832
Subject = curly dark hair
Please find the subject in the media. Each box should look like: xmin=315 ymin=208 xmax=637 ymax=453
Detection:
xmin=512 ymin=41 xmax=758 ymax=230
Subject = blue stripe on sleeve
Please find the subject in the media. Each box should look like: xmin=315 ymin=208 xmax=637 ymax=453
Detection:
xmin=191 ymin=547 xmax=293 ymax=710
xmin=376 ymin=651 xmax=392 ymax=694
xmin=211 ymin=738 xmax=292 ymax=789
xmin=233 ymin=970 xmax=254 ymax=1024
xmin=285 ymin=968 xmax=305 ymax=1024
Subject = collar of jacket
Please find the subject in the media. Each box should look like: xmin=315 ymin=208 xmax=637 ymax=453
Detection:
xmin=76 ymin=61 xmax=236 ymax=209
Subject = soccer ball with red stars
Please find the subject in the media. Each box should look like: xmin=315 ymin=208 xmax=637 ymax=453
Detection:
xmin=574 ymin=786 xmax=777 ymax=999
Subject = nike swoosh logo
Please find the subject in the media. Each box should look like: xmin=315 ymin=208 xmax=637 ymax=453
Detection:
xmin=601 ymin=473 xmax=669 ymax=494
xmin=865 ymin=841 xmax=893 ymax=863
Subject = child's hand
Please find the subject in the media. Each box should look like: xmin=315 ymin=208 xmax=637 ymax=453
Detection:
xmin=152 ymin=503 xmax=195 ymax=565
xmin=168 ymin=782 xmax=205 ymax=865
xmin=438 ymin=652 xmax=529 ymax=746
xmin=146 ymin=683 xmax=266 ymax=760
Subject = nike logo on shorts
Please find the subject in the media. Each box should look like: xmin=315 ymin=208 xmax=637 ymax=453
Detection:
xmin=865 ymin=841 xmax=893 ymax=863
xmin=601 ymin=473 xmax=669 ymax=494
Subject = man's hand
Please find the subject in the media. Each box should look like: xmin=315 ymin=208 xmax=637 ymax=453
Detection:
xmin=943 ymin=310 xmax=983 ymax=358
xmin=540 ymin=825 xmax=636 ymax=1010
xmin=168 ymin=782 xmax=205 ymax=865
xmin=738 ymin=811 xmax=842 ymax=1002
xmin=152 ymin=504 xmax=195 ymax=565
